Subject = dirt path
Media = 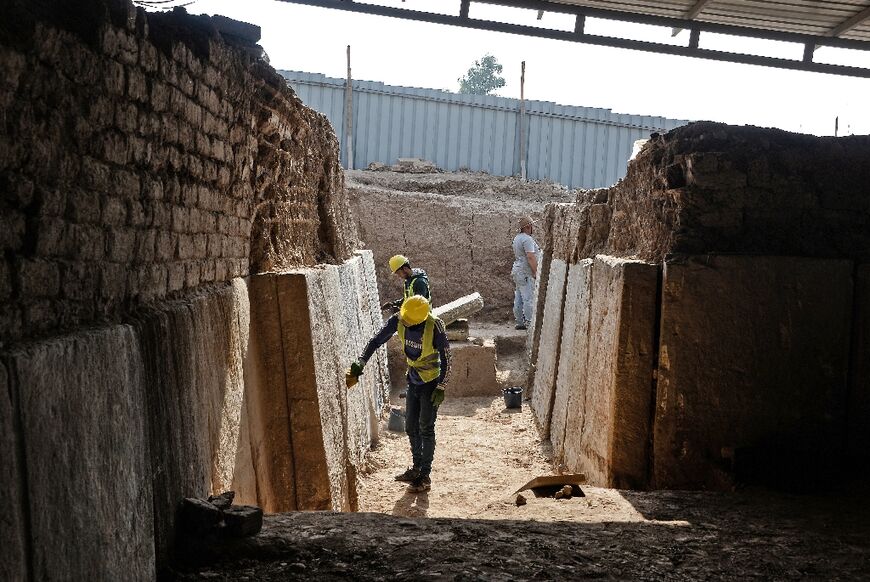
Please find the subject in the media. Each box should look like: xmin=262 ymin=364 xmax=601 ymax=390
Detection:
xmin=171 ymin=327 xmax=870 ymax=579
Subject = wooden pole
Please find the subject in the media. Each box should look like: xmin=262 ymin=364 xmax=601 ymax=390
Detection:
xmin=344 ymin=45 xmax=354 ymax=170
xmin=519 ymin=60 xmax=526 ymax=181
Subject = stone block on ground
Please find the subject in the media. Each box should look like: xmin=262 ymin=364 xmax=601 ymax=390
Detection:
xmin=655 ymin=256 xmax=853 ymax=489
xmin=530 ymin=259 xmax=568 ymax=436
xmin=222 ymin=505 xmax=264 ymax=537
xmin=550 ymin=259 xmax=593 ymax=465
xmin=0 ymin=359 xmax=28 ymax=582
xmin=9 ymin=327 xmax=155 ymax=580
xmin=442 ymin=340 xmax=499 ymax=397
xmin=562 ymin=256 xmax=658 ymax=489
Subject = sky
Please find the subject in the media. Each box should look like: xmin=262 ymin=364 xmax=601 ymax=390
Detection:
xmin=167 ymin=0 xmax=868 ymax=136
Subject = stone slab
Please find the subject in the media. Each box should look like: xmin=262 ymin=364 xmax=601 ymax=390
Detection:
xmin=357 ymin=250 xmax=391 ymax=414
xmin=0 ymin=358 xmax=28 ymax=582
xmin=235 ymin=275 xmax=298 ymax=512
xmin=550 ymin=259 xmax=593 ymax=466
xmin=655 ymin=256 xmax=852 ymax=489
xmin=561 ymin=256 xmax=658 ymax=488
xmin=10 ymin=326 xmax=155 ymax=580
xmin=302 ymin=268 xmax=356 ymax=512
xmin=441 ymin=340 xmax=499 ymax=397
xmin=137 ymin=282 xmax=248 ymax=564
xmin=849 ymin=264 xmax=870 ymax=464
xmin=530 ymin=259 xmax=568 ymax=436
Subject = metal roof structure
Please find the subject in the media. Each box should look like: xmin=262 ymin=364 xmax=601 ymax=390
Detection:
xmin=277 ymin=0 xmax=870 ymax=77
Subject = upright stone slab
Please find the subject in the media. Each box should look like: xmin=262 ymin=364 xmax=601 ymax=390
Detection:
xmin=241 ymin=271 xmax=351 ymax=512
xmin=530 ymin=259 xmax=568 ymax=436
xmin=0 ymin=359 xmax=28 ymax=582
xmin=550 ymin=259 xmax=593 ymax=465
xmin=849 ymin=264 xmax=870 ymax=465
xmin=235 ymin=275 xmax=299 ymax=512
xmin=655 ymin=256 xmax=852 ymax=489
xmin=137 ymin=283 xmax=249 ymax=564
xmin=10 ymin=327 xmax=155 ymax=580
xmin=562 ymin=256 xmax=658 ymax=488
xmin=356 ymin=250 xmax=390 ymax=421
xmin=304 ymin=268 xmax=355 ymax=511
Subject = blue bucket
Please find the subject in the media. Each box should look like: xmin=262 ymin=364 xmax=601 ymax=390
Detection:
xmin=503 ymin=386 xmax=523 ymax=409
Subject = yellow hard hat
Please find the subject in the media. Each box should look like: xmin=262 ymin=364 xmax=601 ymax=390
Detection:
xmin=400 ymin=295 xmax=430 ymax=326
xmin=389 ymin=254 xmax=410 ymax=273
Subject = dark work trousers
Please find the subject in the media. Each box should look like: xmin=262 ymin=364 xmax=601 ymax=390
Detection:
xmin=405 ymin=378 xmax=439 ymax=477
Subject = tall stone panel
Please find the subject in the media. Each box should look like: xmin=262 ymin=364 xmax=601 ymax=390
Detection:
xmin=356 ymin=250 xmax=390 ymax=417
xmin=244 ymin=270 xmax=356 ymax=511
xmin=9 ymin=327 xmax=155 ymax=580
xmin=235 ymin=275 xmax=299 ymax=512
xmin=550 ymin=259 xmax=593 ymax=465
xmin=562 ymin=256 xmax=658 ymax=488
xmin=136 ymin=282 xmax=249 ymax=565
xmin=655 ymin=256 xmax=853 ymax=489
xmin=530 ymin=259 xmax=569 ymax=435
xmin=0 ymin=359 xmax=28 ymax=582
xmin=849 ymin=264 xmax=870 ymax=465
xmin=303 ymin=268 xmax=356 ymax=511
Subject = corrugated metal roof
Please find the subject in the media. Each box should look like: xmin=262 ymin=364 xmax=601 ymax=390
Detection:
xmin=549 ymin=0 xmax=870 ymax=41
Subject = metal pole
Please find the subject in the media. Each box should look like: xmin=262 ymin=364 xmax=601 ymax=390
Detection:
xmin=519 ymin=60 xmax=526 ymax=181
xmin=344 ymin=45 xmax=354 ymax=170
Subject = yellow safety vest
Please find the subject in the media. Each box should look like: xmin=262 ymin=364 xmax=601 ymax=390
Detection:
xmin=397 ymin=314 xmax=441 ymax=383
xmin=404 ymin=275 xmax=431 ymax=301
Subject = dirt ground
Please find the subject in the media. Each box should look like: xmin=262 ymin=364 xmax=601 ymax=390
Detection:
xmin=170 ymin=326 xmax=870 ymax=580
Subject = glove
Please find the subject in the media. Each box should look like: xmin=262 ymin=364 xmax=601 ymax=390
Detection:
xmin=431 ymin=387 xmax=445 ymax=406
xmin=345 ymin=360 xmax=365 ymax=389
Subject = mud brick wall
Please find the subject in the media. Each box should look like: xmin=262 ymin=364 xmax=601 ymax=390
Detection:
xmin=348 ymin=182 xmax=543 ymax=321
xmin=0 ymin=0 xmax=356 ymax=345
xmin=549 ymin=122 xmax=870 ymax=264
xmin=531 ymin=122 xmax=870 ymax=489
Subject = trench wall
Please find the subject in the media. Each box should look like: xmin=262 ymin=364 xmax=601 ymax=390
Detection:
xmin=0 ymin=0 xmax=357 ymax=346
xmin=348 ymin=182 xmax=543 ymax=321
xmin=530 ymin=122 xmax=870 ymax=489
xmin=0 ymin=1 xmax=381 ymax=578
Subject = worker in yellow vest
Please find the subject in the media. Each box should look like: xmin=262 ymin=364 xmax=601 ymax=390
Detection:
xmin=347 ymin=295 xmax=450 ymax=493
xmin=381 ymin=254 xmax=431 ymax=313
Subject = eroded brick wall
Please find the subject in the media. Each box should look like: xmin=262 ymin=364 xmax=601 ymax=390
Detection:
xmin=550 ymin=122 xmax=870 ymax=264
xmin=0 ymin=0 xmax=356 ymax=345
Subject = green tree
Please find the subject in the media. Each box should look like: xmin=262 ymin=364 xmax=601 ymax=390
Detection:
xmin=458 ymin=54 xmax=506 ymax=95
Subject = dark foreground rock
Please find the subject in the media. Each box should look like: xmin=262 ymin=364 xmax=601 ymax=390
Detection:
xmin=169 ymin=488 xmax=870 ymax=581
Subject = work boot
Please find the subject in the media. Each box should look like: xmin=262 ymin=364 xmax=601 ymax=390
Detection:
xmin=407 ymin=475 xmax=431 ymax=493
xmin=515 ymin=324 xmax=527 ymax=330
xmin=394 ymin=467 xmax=420 ymax=482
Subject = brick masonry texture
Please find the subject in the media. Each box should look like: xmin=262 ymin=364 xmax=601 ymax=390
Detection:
xmin=548 ymin=122 xmax=870 ymax=264
xmin=0 ymin=0 xmax=357 ymax=345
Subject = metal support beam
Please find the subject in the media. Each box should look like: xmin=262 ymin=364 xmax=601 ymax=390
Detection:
xmin=828 ymin=4 xmax=870 ymax=38
xmin=460 ymin=0 xmax=470 ymax=20
xmin=276 ymin=0 xmax=870 ymax=78
xmin=672 ymin=0 xmax=715 ymax=37
xmin=574 ymin=14 xmax=585 ymax=36
xmin=689 ymin=28 xmax=700 ymax=50
xmin=802 ymin=42 xmax=815 ymax=63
